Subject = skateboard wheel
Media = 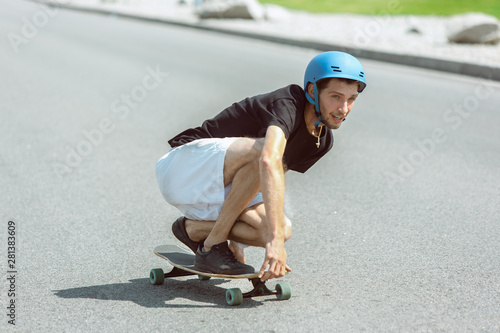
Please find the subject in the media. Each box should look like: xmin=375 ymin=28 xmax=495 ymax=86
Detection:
xmin=198 ymin=274 xmax=211 ymax=281
xmin=226 ymin=288 xmax=243 ymax=306
xmin=275 ymin=282 xmax=292 ymax=300
xmin=150 ymin=268 xmax=165 ymax=285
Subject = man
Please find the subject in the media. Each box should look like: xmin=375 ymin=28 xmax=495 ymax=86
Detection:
xmin=156 ymin=51 xmax=366 ymax=281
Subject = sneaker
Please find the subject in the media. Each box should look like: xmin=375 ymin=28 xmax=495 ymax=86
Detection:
xmin=171 ymin=216 xmax=202 ymax=254
xmin=194 ymin=241 xmax=255 ymax=275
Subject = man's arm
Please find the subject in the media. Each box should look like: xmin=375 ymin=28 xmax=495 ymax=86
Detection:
xmin=258 ymin=125 xmax=292 ymax=281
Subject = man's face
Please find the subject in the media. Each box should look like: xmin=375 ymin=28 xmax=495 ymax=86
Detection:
xmin=314 ymin=79 xmax=359 ymax=130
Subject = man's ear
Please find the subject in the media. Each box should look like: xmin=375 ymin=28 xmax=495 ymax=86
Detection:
xmin=307 ymin=82 xmax=315 ymax=101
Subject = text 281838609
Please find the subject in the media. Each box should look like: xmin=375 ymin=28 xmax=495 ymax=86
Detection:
xmin=7 ymin=220 xmax=16 ymax=326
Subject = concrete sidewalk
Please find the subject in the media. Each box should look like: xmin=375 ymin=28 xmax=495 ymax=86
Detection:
xmin=40 ymin=0 xmax=500 ymax=81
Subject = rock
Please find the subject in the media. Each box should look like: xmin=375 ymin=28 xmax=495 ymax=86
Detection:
xmin=197 ymin=0 xmax=264 ymax=20
xmin=405 ymin=16 xmax=422 ymax=34
xmin=446 ymin=12 xmax=500 ymax=44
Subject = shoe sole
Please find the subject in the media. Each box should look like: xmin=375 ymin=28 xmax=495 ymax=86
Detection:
xmin=171 ymin=217 xmax=200 ymax=254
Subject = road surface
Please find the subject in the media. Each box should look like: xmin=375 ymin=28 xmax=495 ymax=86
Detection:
xmin=1 ymin=0 xmax=499 ymax=331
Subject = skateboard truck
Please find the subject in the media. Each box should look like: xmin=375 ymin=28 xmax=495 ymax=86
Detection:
xmin=225 ymin=277 xmax=291 ymax=306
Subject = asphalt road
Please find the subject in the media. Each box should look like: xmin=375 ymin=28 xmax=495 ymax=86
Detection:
xmin=1 ymin=0 xmax=499 ymax=331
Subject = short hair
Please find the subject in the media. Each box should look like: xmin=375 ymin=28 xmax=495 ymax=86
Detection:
xmin=316 ymin=77 xmax=361 ymax=93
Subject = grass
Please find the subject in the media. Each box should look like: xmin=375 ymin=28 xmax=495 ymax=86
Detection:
xmin=258 ymin=0 xmax=500 ymax=18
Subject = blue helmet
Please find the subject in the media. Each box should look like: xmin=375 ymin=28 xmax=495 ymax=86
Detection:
xmin=304 ymin=51 xmax=366 ymax=126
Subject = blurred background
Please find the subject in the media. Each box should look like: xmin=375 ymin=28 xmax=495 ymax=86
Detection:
xmin=259 ymin=0 xmax=500 ymax=17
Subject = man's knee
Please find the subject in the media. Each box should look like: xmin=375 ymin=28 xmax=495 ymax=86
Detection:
xmin=255 ymin=214 xmax=292 ymax=243
xmin=223 ymin=138 xmax=265 ymax=186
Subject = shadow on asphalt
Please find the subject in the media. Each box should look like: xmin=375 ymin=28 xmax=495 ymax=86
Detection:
xmin=53 ymin=277 xmax=275 ymax=308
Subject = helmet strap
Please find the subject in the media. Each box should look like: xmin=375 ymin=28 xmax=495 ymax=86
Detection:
xmin=306 ymin=82 xmax=324 ymax=129
xmin=313 ymin=82 xmax=322 ymax=129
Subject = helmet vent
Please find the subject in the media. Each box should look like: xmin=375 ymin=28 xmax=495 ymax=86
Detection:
xmin=359 ymin=72 xmax=365 ymax=78
xmin=331 ymin=66 xmax=342 ymax=73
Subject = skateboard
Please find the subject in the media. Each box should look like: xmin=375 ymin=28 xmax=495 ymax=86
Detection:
xmin=150 ymin=244 xmax=291 ymax=306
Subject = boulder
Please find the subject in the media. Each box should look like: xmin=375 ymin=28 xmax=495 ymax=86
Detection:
xmin=446 ymin=12 xmax=500 ymax=44
xmin=197 ymin=0 xmax=265 ymax=20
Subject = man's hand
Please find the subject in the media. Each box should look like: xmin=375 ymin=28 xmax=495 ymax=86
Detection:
xmin=259 ymin=239 xmax=292 ymax=281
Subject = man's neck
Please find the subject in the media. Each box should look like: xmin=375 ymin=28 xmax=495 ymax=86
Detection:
xmin=304 ymin=103 xmax=323 ymax=137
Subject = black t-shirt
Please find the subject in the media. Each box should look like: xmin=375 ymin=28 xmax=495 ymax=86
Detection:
xmin=168 ymin=84 xmax=333 ymax=173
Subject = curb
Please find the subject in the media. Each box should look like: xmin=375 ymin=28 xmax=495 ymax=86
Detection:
xmin=51 ymin=2 xmax=500 ymax=82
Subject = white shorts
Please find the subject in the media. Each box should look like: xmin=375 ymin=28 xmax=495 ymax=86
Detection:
xmin=155 ymin=138 xmax=263 ymax=221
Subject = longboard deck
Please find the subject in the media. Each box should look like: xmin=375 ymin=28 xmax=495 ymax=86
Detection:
xmin=154 ymin=244 xmax=260 ymax=279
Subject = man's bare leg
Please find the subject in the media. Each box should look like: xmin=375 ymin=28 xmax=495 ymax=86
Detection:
xmin=228 ymin=241 xmax=246 ymax=263
xmin=199 ymin=138 xmax=265 ymax=252
xmin=186 ymin=203 xmax=293 ymax=262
